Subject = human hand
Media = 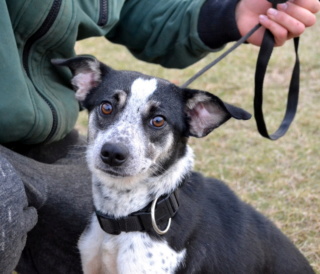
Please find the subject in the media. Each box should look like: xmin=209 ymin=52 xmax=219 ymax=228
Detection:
xmin=236 ymin=0 xmax=320 ymax=46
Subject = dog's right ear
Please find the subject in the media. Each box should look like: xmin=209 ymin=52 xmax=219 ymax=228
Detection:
xmin=51 ymin=56 xmax=104 ymax=102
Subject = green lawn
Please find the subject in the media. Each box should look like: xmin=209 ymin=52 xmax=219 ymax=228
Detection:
xmin=75 ymin=21 xmax=320 ymax=272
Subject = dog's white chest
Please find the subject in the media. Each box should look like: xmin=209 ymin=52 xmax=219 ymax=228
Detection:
xmin=79 ymin=216 xmax=186 ymax=274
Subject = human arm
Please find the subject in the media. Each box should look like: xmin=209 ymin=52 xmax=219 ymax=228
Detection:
xmin=106 ymin=0 xmax=215 ymax=68
xmin=107 ymin=0 xmax=319 ymax=68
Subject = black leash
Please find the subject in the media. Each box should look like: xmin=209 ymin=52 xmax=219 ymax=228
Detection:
xmin=181 ymin=0 xmax=300 ymax=140
xmin=254 ymin=30 xmax=300 ymax=140
xmin=254 ymin=0 xmax=300 ymax=140
xmin=180 ymin=23 xmax=261 ymax=89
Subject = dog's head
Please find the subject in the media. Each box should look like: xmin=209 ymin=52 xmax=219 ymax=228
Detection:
xmin=53 ymin=56 xmax=251 ymax=190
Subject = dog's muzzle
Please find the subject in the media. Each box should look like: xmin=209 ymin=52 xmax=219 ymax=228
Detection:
xmin=100 ymin=143 xmax=129 ymax=167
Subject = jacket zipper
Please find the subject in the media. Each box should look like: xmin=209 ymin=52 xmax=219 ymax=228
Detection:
xmin=22 ymin=0 xmax=62 ymax=143
xmin=98 ymin=0 xmax=108 ymax=26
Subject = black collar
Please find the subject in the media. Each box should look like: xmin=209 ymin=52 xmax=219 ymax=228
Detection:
xmin=96 ymin=190 xmax=180 ymax=235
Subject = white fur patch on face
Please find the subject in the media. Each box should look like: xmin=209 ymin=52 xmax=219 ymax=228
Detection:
xmin=87 ymin=78 xmax=159 ymax=183
xmin=131 ymin=78 xmax=157 ymax=102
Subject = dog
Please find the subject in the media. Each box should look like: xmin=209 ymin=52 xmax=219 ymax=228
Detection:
xmin=53 ymin=56 xmax=314 ymax=274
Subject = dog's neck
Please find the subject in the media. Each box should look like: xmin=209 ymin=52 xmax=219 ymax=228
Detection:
xmin=92 ymin=146 xmax=194 ymax=218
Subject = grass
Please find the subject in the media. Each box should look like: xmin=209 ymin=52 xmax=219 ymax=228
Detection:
xmin=75 ymin=21 xmax=320 ymax=272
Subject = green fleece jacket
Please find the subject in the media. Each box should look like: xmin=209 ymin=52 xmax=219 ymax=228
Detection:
xmin=0 ymin=0 xmax=240 ymax=144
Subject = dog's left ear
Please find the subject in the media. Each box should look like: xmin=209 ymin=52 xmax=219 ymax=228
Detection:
xmin=184 ymin=89 xmax=251 ymax=138
xmin=52 ymin=56 xmax=103 ymax=101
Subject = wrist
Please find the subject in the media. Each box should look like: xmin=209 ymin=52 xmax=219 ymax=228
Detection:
xmin=198 ymin=0 xmax=242 ymax=49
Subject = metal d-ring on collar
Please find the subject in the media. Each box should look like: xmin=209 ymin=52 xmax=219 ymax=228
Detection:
xmin=151 ymin=196 xmax=172 ymax=235
xmin=95 ymin=190 xmax=180 ymax=235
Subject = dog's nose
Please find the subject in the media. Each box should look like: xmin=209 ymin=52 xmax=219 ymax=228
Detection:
xmin=100 ymin=143 xmax=129 ymax=166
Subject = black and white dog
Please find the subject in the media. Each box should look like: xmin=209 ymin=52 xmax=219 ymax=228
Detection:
xmin=53 ymin=56 xmax=314 ymax=274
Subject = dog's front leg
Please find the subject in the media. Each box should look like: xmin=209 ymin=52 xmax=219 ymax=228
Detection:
xmin=78 ymin=215 xmax=111 ymax=274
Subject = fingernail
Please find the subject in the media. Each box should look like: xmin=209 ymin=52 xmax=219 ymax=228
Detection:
xmin=268 ymin=8 xmax=278 ymax=16
xmin=278 ymin=3 xmax=288 ymax=10
xmin=259 ymin=14 xmax=268 ymax=23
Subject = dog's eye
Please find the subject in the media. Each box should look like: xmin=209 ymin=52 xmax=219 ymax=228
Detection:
xmin=150 ymin=116 xmax=166 ymax=128
xmin=100 ymin=102 xmax=113 ymax=115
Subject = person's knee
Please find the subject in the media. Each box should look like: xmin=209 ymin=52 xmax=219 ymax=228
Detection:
xmin=0 ymin=155 xmax=38 ymax=274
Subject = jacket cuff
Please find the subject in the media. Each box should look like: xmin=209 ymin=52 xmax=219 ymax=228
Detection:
xmin=198 ymin=0 xmax=241 ymax=50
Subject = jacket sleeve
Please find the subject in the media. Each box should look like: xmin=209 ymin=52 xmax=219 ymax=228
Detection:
xmin=106 ymin=0 xmax=241 ymax=69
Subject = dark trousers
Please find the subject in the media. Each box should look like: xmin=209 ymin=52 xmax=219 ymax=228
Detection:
xmin=0 ymin=131 xmax=92 ymax=274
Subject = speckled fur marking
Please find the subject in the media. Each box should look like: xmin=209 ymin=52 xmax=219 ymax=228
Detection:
xmin=81 ymin=77 xmax=191 ymax=273
xmin=86 ymin=78 xmax=170 ymax=184
xmin=79 ymin=216 xmax=186 ymax=274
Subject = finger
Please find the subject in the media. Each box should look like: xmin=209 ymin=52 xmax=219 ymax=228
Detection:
xmin=288 ymin=0 xmax=320 ymax=14
xmin=259 ymin=14 xmax=288 ymax=46
xmin=278 ymin=2 xmax=317 ymax=27
xmin=266 ymin=8 xmax=306 ymax=38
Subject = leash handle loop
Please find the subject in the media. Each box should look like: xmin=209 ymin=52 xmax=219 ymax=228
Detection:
xmin=254 ymin=23 xmax=300 ymax=140
xmin=182 ymin=0 xmax=300 ymax=140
